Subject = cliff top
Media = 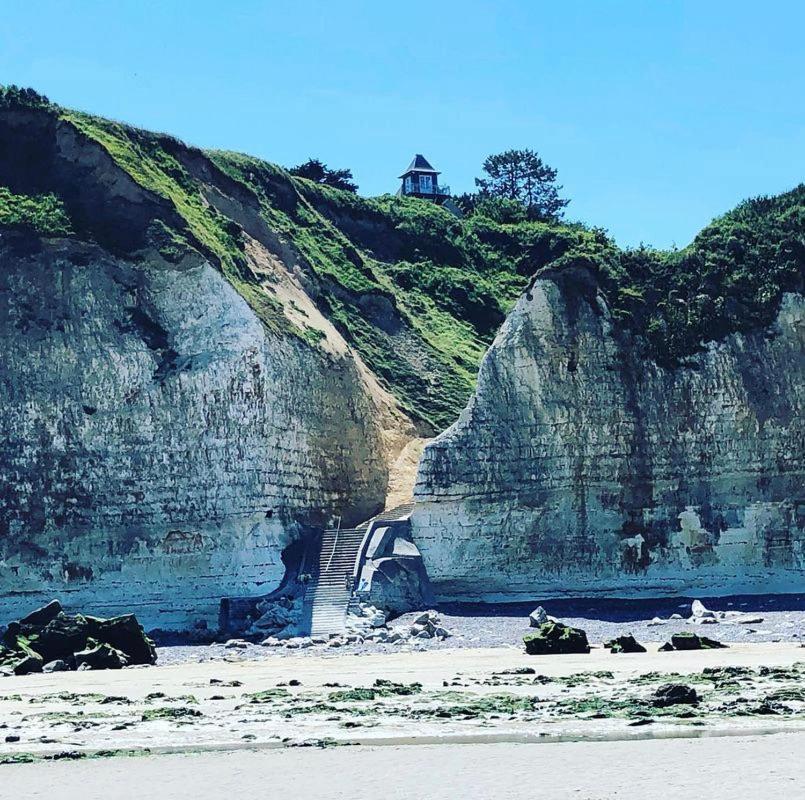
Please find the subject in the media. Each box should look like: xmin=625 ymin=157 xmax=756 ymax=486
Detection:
xmin=1 ymin=85 xmax=802 ymax=429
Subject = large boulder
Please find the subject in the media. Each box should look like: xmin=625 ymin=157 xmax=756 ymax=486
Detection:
xmin=653 ymin=683 xmax=699 ymax=706
xmin=19 ymin=600 xmax=63 ymax=628
xmin=25 ymin=613 xmax=91 ymax=662
xmin=523 ymin=621 xmax=590 ymax=655
xmin=604 ymin=634 xmax=646 ymax=654
xmin=0 ymin=602 xmax=156 ymax=672
xmin=664 ymin=632 xmax=728 ymax=651
xmin=75 ymin=641 xmax=129 ymax=670
xmin=85 ymin=615 xmax=156 ymax=665
xmin=528 ymin=606 xmax=549 ymax=627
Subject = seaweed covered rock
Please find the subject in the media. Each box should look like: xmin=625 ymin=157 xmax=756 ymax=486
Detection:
xmin=662 ymin=632 xmax=728 ymax=651
xmin=653 ymin=683 xmax=699 ymax=707
xmin=604 ymin=634 xmax=646 ymax=654
xmin=75 ymin=641 xmax=129 ymax=670
xmin=0 ymin=601 xmax=156 ymax=674
xmin=523 ymin=621 xmax=590 ymax=655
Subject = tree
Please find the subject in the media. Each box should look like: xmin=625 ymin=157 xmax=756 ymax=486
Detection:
xmin=475 ymin=149 xmax=568 ymax=221
xmin=289 ymin=158 xmax=358 ymax=193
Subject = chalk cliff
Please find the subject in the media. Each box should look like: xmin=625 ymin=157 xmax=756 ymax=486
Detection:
xmin=1 ymin=88 xmax=802 ymax=628
xmin=413 ymin=268 xmax=805 ymax=599
xmin=0 ymin=233 xmax=415 ymax=629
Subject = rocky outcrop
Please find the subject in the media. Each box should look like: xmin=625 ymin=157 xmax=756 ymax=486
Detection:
xmin=0 ymin=600 xmax=156 ymax=673
xmin=412 ymin=268 xmax=804 ymax=600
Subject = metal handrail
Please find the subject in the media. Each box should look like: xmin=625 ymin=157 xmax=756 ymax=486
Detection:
xmin=324 ymin=515 xmax=341 ymax=572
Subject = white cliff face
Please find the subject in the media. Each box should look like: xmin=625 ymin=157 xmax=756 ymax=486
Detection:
xmin=0 ymin=238 xmax=408 ymax=629
xmin=413 ymin=270 xmax=805 ymax=600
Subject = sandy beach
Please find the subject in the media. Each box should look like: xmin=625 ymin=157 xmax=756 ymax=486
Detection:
xmin=3 ymin=733 xmax=804 ymax=799
xmin=2 ymin=642 xmax=803 ymax=760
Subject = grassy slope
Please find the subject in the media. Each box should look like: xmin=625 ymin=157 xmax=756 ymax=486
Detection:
xmin=1 ymin=86 xmax=802 ymax=431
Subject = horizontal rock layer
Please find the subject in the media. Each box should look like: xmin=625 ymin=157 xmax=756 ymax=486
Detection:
xmin=412 ymin=270 xmax=804 ymax=599
xmin=0 ymin=237 xmax=407 ymax=629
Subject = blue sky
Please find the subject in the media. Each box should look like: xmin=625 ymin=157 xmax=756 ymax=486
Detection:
xmin=2 ymin=1 xmax=803 ymax=248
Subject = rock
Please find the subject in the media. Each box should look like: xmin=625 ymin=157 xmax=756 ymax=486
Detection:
xmin=42 ymin=659 xmax=70 ymax=673
xmin=658 ymin=642 xmax=675 ymax=652
xmin=414 ymin=630 xmax=432 ymax=640
xmin=670 ymin=613 xmax=683 ymax=620
xmin=369 ymin=612 xmax=387 ymax=628
xmin=414 ymin=611 xmax=438 ymax=626
xmin=604 ymin=634 xmax=646 ymax=654
xmin=13 ymin=652 xmax=43 ymax=675
xmin=661 ymin=632 xmax=728 ymax=651
xmin=409 ymin=623 xmax=426 ymax=636
xmin=735 ymin=615 xmax=764 ymax=625
xmin=523 ymin=622 xmax=590 ymax=656
xmin=260 ymin=637 xmax=281 ymax=647
xmin=85 ymin=614 xmax=157 ymax=665
xmin=19 ymin=600 xmax=63 ymax=628
xmin=653 ymin=683 xmax=699 ymax=707
xmin=224 ymin=639 xmax=249 ymax=649
xmin=433 ymin=627 xmax=450 ymax=639
xmin=647 ymin=617 xmax=666 ymax=626
xmin=17 ymin=612 xmax=90 ymax=663
xmin=74 ymin=642 xmax=128 ymax=670
xmin=5 ymin=735 xmax=20 ymax=743
xmin=528 ymin=606 xmax=549 ymax=627
xmin=691 ymin=600 xmax=716 ymax=619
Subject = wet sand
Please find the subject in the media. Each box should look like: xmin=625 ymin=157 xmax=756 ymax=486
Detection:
xmin=1 ymin=642 xmax=803 ymax=761
xmin=3 ymin=733 xmax=804 ymax=799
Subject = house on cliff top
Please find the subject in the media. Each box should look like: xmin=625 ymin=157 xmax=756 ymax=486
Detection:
xmin=398 ymin=154 xmax=451 ymax=203
xmin=397 ymin=154 xmax=461 ymax=215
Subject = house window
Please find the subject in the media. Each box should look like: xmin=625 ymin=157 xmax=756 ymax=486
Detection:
xmin=419 ymin=174 xmax=433 ymax=194
xmin=404 ymin=176 xmax=413 ymax=193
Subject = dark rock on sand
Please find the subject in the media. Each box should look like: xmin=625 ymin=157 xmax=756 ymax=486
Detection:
xmin=653 ymin=683 xmax=699 ymax=707
xmin=43 ymin=659 xmax=71 ymax=673
xmin=75 ymin=642 xmax=129 ymax=670
xmin=604 ymin=634 xmax=646 ymax=653
xmin=19 ymin=599 xmax=63 ymax=628
xmin=0 ymin=601 xmax=156 ymax=674
xmin=662 ymin=632 xmax=728 ymax=651
xmin=523 ymin=621 xmax=590 ymax=655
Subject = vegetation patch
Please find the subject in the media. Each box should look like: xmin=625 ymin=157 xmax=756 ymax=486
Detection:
xmin=2 ymin=85 xmax=801 ymax=429
xmin=0 ymin=187 xmax=72 ymax=236
xmin=140 ymin=707 xmax=203 ymax=722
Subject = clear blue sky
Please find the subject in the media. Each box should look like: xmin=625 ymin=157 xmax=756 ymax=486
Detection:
xmin=2 ymin=1 xmax=803 ymax=248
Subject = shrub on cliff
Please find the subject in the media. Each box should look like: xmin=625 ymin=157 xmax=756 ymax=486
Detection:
xmin=0 ymin=187 xmax=73 ymax=236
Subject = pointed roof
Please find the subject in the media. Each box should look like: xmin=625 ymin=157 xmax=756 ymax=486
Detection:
xmin=399 ymin=153 xmax=440 ymax=178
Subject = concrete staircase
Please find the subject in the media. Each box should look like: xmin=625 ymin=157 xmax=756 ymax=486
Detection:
xmin=304 ymin=503 xmax=418 ymax=637
xmin=306 ymin=526 xmax=366 ymax=637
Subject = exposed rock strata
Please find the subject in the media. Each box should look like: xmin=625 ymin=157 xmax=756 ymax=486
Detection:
xmin=0 ymin=235 xmax=411 ymax=629
xmin=412 ymin=269 xmax=804 ymax=600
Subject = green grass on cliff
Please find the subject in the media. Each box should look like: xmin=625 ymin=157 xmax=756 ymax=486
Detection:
xmin=580 ymin=186 xmax=805 ymax=361
xmin=61 ymin=111 xmax=294 ymax=337
xmin=1 ymin=86 xmax=802 ymax=431
xmin=0 ymin=187 xmax=72 ymax=236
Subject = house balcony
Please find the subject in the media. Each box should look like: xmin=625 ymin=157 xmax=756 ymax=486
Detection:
xmin=404 ymin=184 xmax=451 ymax=197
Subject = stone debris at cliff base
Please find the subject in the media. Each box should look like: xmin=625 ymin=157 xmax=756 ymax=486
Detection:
xmin=257 ymin=608 xmax=453 ymax=651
